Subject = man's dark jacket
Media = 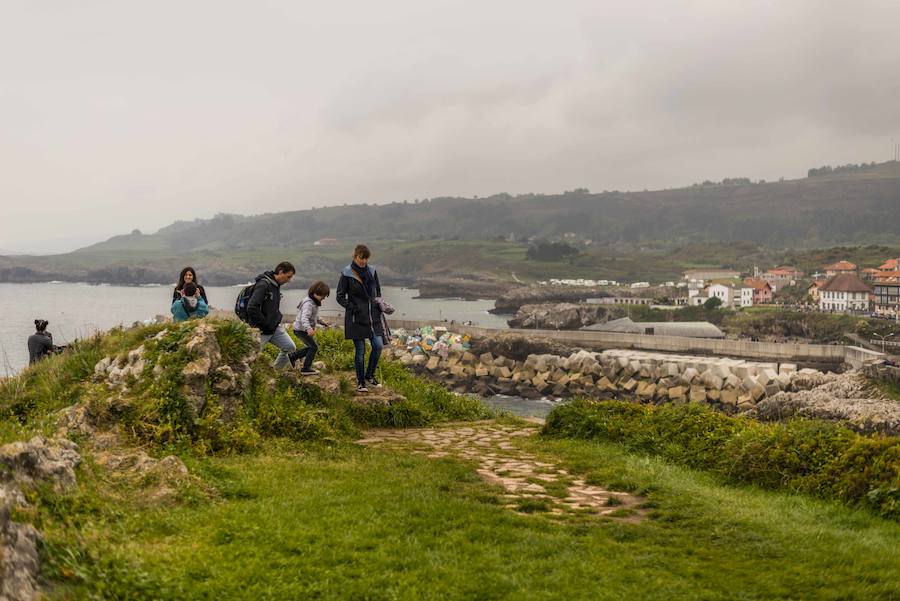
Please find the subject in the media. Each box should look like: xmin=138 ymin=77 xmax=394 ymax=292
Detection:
xmin=28 ymin=332 xmax=54 ymax=364
xmin=336 ymin=263 xmax=384 ymax=340
xmin=246 ymin=271 xmax=283 ymax=335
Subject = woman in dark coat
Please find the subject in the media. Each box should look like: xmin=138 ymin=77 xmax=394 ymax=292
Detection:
xmin=336 ymin=244 xmax=384 ymax=392
xmin=173 ymin=266 xmax=208 ymax=304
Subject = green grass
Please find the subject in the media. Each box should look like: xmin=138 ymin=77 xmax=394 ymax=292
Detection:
xmin=874 ymin=380 xmax=900 ymax=402
xmin=36 ymin=435 xmax=900 ymax=600
xmin=0 ymin=323 xmax=167 ymax=445
xmin=6 ymin=320 xmax=900 ymax=598
xmin=543 ymin=400 xmax=900 ymax=519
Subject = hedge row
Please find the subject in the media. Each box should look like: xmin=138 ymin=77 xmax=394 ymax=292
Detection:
xmin=542 ymin=400 xmax=900 ymax=520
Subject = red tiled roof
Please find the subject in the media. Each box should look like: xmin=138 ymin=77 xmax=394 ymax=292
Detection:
xmin=820 ymin=274 xmax=871 ymax=293
xmin=767 ymin=266 xmax=801 ymax=276
xmin=879 ymin=259 xmax=899 ymax=270
xmin=874 ymin=270 xmax=900 ymax=282
xmin=824 ymin=260 xmax=857 ymax=271
xmin=743 ymin=278 xmax=772 ymax=290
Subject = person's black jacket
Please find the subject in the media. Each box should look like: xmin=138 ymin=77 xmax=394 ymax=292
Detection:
xmin=27 ymin=331 xmax=55 ymax=364
xmin=173 ymin=284 xmax=208 ymax=304
xmin=246 ymin=272 xmax=283 ymax=335
xmin=336 ymin=263 xmax=384 ymax=340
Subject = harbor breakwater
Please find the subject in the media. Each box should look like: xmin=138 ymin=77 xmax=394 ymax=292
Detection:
xmin=385 ymin=335 xmax=831 ymax=415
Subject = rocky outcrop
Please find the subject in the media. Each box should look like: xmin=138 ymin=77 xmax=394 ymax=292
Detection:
xmin=95 ymin=323 xmax=259 ymax=423
xmin=1 ymin=437 xmax=82 ymax=601
xmin=414 ymin=277 xmax=511 ymax=300
xmin=507 ymin=303 xmax=618 ymax=330
xmin=468 ymin=333 xmax=576 ymax=362
xmin=492 ymin=285 xmax=611 ymax=314
xmin=756 ymin=373 xmax=900 ymax=435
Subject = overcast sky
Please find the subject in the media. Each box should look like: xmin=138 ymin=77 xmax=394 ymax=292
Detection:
xmin=2 ymin=0 xmax=900 ymax=254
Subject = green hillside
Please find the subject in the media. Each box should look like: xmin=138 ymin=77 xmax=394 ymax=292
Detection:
xmin=78 ymin=161 xmax=900 ymax=254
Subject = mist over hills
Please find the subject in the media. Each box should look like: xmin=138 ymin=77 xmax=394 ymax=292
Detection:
xmin=79 ymin=161 xmax=900 ymax=254
xmin=1 ymin=161 xmax=899 ymax=287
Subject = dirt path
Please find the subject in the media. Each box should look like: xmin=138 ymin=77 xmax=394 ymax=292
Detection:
xmin=359 ymin=421 xmax=648 ymax=522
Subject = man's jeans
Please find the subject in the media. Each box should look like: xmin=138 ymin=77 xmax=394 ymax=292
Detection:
xmin=260 ymin=326 xmax=297 ymax=369
xmin=353 ymin=336 xmax=383 ymax=385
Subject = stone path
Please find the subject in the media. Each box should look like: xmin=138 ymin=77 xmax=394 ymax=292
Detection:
xmin=358 ymin=422 xmax=648 ymax=522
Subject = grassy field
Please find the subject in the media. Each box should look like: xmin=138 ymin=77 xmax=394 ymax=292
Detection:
xmin=3 ymin=322 xmax=899 ymax=599
xmin=36 ymin=432 xmax=900 ymax=600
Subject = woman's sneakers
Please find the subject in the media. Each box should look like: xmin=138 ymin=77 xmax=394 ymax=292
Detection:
xmin=299 ymin=368 xmax=319 ymax=376
xmin=356 ymin=382 xmax=369 ymax=393
xmin=366 ymin=377 xmax=382 ymax=388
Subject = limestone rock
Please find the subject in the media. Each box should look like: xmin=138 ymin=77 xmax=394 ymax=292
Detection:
xmin=0 ymin=437 xmax=81 ymax=492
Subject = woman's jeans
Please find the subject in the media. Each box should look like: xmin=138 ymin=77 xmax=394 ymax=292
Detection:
xmin=353 ymin=336 xmax=383 ymax=384
xmin=291 ymin=330 xmax=319 ymax=370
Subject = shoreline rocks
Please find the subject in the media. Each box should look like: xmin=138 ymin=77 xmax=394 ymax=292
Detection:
xmin=507 ymin=303 xmax=618 ymax=330
xmin=492 ymin=285 xmax=613 ymax=314
xmin=388 ymin=331 xmax=833 ymax=417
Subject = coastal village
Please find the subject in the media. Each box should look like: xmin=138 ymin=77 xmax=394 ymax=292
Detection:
xmin=543 ymin=257 xmax=900 ymax=318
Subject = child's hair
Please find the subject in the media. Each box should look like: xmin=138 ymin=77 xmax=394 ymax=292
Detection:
xmin=183 ymin=283 xmax=198 ymax=296
xmin=34 ymin=319 xmax=48 ymax=332
xmin=308 ymin=281 xmax=330 ymax=298
xmin=353 ymin=244 xmax=370 ymax=259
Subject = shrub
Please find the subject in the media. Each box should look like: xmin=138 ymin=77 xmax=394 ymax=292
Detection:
xmin=543 ymin=400 xmax=900 ymax=519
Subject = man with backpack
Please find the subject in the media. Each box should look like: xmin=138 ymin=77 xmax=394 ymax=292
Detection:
xmin=238 ymin=261 xmax=297 ymax=369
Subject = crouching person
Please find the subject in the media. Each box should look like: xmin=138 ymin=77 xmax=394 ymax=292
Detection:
xmin=289 ymin=281 xmax=331 ymax=375
xmin=171 ymin=282 xmax=210 ymax=322
xmin=247 ymin=261 xmax=296 ymax=369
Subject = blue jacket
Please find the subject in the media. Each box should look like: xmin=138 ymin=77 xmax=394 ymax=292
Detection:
xmin=171 ymin=297 xmax=209 ymax=322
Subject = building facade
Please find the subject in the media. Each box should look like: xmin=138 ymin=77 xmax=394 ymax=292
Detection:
xmin=818 ymin=274 xmax=871 ymax=313
xmin=874 ymin=282 xmax=900 ymax=318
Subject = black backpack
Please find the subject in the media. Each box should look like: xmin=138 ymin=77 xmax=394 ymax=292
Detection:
xmin=234 ymin=283 xmax=257 ymax=322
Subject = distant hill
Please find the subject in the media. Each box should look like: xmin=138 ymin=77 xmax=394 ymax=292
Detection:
xmin=3 ymin=160 xmax=900 ymax=287
xmin=77 ymin=160 xmax=900 ymax=254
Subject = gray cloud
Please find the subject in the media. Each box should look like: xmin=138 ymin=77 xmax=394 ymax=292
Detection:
xmin=2 ymin=0 xmax=899 ymax=253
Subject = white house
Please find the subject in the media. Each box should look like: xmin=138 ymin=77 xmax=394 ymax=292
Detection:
xmin=818 ymin=274 xmax=871 ymax=313
xmin=707 ymin=283 xmax=736 ymax=308
xmin=739 ymin=287 xmax=753 ymax=308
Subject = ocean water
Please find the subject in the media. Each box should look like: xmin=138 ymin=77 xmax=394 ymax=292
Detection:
xmin=0 ymin=282 xmax=508 ymax=375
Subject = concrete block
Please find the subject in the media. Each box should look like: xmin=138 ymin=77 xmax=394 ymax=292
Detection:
xmin=741 ymin=375 xmax=758 ymax=391
xmin=690 ymin=385 xmax=707 ymax=403
xmin=682 ymin=367 xmax=700 ymax=385
xmin=668 ymin=386 xmax=686 ymax=400
xmin=720 ymin=389 xmax=738 ymax=406
xmin=750 ymin=384 xmax=766 ymax=402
